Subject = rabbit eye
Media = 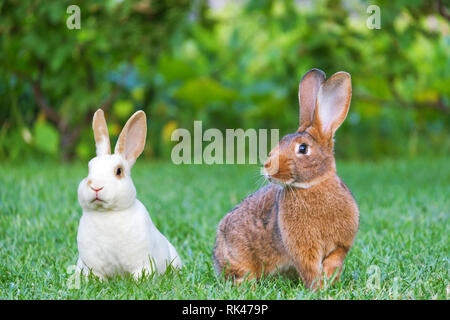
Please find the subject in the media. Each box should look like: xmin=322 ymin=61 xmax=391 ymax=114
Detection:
xmin=115 ymin=166 xmax=123 ymax=178
xmin=298 ymin=143 xmax=308 ymax=155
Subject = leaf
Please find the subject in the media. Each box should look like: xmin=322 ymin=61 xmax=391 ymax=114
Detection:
xmin=132 ymin=87 xmax=145 ymax=102
xmin=33 ymin=121 xmax=60 ymax=155
xmin=75 ymin=141 xmax=91 ymax=160
xmin=158 ymin=55 xmax=198 ymax=83
xmin=173 ymin=77 xmax=238 ymax=109
xmin=161 ymin=120 xmax=178 ymax=143
xmin=113 ymin=99 xmax=134 ymax=120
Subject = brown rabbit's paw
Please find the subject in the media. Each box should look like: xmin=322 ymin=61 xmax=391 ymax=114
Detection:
xmin=322 ymin=247 xmax=348 ymax=283
xmin=291 ymin=248 xmax=323 ymax=290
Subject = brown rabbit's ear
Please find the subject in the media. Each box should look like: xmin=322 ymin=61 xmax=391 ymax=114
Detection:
xmin=114 ymin=110 xmax=147 ymax=166
xmin=298 ymin=68 xmax=326 ymax=128
xmin=92 ymin=109 xmax=111 ymax=156
xmin=313 ymin=71 xmax=352 ymax=137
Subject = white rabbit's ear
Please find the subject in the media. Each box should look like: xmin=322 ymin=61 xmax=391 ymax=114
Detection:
xmin=298 ymin=68 xmax=326 ymax=127
xmin=314 ymin=71 xmax=352 ymax=137
xmin=92 ymin=109 xmax=111 ymax=156
xmin=114 ymin=110 xmax=147 ymax=166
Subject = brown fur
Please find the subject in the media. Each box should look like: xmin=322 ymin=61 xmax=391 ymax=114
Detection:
xmin=93 ymin=109 xmax=111 ymax=155
xmin=213 ymin=69 xmax=359 ymax=290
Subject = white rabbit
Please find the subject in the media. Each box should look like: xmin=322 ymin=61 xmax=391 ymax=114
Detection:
xmin=76 ymin=109 xmax=182 ymax=280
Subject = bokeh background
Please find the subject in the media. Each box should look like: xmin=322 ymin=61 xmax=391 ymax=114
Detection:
xmin=1 ymin=0 xmax=449 ymax=162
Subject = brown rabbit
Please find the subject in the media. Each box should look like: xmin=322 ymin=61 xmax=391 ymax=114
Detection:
xmin=213 ymin=69 xmax=359 ymax=290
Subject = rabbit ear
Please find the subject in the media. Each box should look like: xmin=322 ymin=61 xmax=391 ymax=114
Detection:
xmin=92 ymin=109 xmax=111 ymax=156
xmin=314 ymin=71 xmax=352 ymax=137
xmin=114 ymin=110 xmax=147 ymax=166
xmin=298 ymin=68 xmax=326 ymax=127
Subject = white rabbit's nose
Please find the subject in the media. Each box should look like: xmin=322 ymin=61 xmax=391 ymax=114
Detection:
xmin=90 ymin=186 xmax=104 ymax=192
xmin=87 ymin=179 xmax=103 ymax=192
xmin=87 ymin=180 xmax=104 ymax=192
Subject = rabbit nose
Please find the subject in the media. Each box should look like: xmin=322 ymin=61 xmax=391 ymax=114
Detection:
xmin=87 ymin=180 xmax=103 ymax=192
xmin=90 ymin=186 xmax=104 ymax=192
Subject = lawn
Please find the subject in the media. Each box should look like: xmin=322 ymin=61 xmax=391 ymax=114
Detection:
xmin=0 ymin=157 xmax=448 ymax=299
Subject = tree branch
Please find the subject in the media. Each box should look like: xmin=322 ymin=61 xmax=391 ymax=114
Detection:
xmin=355 ymin=94 xmax=449 ymax=114
xmin=26 ymin=62 xmax=125 ymax=160
xmin=31 ymin=80 xmax=68 ymax=130
xmin=388 ymin=75 xmax=448 ymax=114
xmin=437 ymin=0 xmax=450 ymax=21
xmin=65 ymin=85 xmax=122 ymax=149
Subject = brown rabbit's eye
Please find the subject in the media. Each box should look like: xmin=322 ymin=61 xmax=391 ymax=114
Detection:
xmin=298 ymin=143 xmax=308 ymax=154
xmin=115 ymin=166 xmax=123 ymax=177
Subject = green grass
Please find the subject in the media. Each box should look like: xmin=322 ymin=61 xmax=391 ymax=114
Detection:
xmin=0 ymin=157 xmax=449 ymax=299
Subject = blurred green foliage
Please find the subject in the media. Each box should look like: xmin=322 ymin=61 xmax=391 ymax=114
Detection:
xmin=0 ymin=0 xmax=449 ymax=162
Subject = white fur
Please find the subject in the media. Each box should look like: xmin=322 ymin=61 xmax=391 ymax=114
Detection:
xmin=95 ymin=136 xmax=110 ymax=157
xmin=76 ymin=111 xmax=182 ymax=280
xmin=290 ymin=180 xmax=318 ymax=189
xmin=76 ymin=200 xmax=182 ymax=280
